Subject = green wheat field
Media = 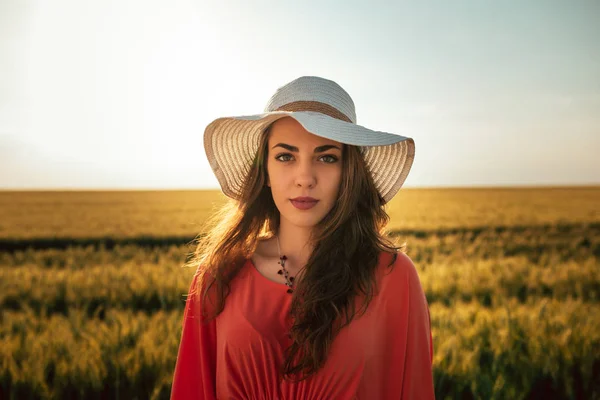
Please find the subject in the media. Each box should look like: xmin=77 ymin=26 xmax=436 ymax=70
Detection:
xmin=1 ymin=187 xmax=598 ymax=399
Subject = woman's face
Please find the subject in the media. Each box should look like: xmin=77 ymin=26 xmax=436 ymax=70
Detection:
xmin=266 ymin=117 xmax=343 ymax=229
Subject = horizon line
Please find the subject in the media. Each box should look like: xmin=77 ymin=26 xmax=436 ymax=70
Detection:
xmin=1 ymin=183 xmax=599 ymax=192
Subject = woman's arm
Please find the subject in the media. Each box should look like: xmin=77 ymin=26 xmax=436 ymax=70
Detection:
xmin=170 ymin=274 xmax=217 ymax=400
xmin=398 ymin=253 xmax=435 ymax=399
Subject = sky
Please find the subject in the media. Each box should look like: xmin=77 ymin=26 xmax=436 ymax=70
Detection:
xmin=0 ymin=0 xmax=598 ymax=190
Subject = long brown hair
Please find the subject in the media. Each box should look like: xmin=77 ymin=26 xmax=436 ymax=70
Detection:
xmin=186 ymin=123 xmax=402 ymax=381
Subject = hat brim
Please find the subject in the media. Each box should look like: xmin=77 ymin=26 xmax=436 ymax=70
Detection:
xmin=204 ymin=111 xmax=414 ymax=204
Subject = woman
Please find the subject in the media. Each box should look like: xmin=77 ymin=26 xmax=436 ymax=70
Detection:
xmin=171 ymin=76 xmax=434 ymax=399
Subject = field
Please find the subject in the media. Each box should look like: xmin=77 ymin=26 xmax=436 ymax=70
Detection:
xmin=0 ymin=187 xmax=599 ymax=399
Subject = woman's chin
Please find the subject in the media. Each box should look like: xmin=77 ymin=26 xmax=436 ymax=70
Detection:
xmin=281 ymin=211 xmax=324 ymax=229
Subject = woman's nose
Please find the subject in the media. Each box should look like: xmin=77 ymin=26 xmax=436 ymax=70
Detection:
xmin=294 ymin=161 xmax=316 ymax=188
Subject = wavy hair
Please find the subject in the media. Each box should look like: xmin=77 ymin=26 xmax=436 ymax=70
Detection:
xmin=186 ymin=121 xmax=403 ymax=381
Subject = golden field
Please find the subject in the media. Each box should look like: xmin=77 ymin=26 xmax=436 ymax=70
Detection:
xmin=0 ymin=187 xmax=597 ymax=239
xmin=0 ymin=187 xmax=598 ymax=399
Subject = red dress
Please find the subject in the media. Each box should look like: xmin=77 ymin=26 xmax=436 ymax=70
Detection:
xmin=171 ymin=252 xmax=434 ymax=399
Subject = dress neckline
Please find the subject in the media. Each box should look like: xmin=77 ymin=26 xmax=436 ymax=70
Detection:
xmin=246 ymin=258 xmax=293 ymax=292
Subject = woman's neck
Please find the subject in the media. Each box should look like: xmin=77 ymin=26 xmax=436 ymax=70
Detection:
xmin=276 ymin=219 xmax=313 ymax=273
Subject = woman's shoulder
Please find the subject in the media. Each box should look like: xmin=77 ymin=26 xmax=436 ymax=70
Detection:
xmin=184 ymin=267 xmax=221 ymax=318
xmin=375 ymin=251 xmax=429 ymax=319
xmin=378 ymin=250 xmax=417 ymax=273
xmin=377 ymin=250 xmax=422 ymax=289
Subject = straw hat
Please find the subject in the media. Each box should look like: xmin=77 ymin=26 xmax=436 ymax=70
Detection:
xmin=204 ymin=76 xmax=414 ymax=204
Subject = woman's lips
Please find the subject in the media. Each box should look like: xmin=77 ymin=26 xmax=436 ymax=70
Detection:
xmin=290 ymin=199 xmax=319 ymax=210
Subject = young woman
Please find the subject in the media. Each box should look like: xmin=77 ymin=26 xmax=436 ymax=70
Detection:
xmin=171 ymin=76 xmax=434 ymax=399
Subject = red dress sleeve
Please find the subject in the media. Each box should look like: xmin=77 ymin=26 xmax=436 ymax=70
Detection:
xmin=398 ymin=253 xmax=435 ymax=399
xmin=170 ymin=273 xmax=217 ymax=400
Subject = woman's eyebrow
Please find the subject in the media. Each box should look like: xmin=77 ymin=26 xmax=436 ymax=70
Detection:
xmin=314 ymin=145 xmax=341 ymax=153
xmin=272 ymin=143 xmax=342 ymax=153
xmin=272 ymin=143 xmax=298 ymax=152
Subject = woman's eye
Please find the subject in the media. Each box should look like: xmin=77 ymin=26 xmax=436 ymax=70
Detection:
xmin=320 ymin=155 xmax=339 ymax=163
xmin=275 ymin=153 xmax=293 ymax=162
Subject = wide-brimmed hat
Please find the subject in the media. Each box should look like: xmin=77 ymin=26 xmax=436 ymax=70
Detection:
xmin=204 ymin=76 xmax=414 ymax=204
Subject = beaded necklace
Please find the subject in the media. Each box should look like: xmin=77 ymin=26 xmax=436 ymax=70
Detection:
xmin=276 ymin=235 xmax=295 ymax=294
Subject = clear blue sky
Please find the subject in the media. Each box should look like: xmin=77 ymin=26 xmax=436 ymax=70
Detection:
xmin=1 ymin=0 xmax=598 ymax=189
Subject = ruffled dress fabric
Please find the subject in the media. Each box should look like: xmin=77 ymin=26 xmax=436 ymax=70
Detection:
xmin=170 ymin=252 xmax=434 ymax=399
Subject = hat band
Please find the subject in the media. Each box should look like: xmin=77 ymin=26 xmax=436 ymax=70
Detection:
xmin=275 ymin=101 xmax=352 ymax=123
